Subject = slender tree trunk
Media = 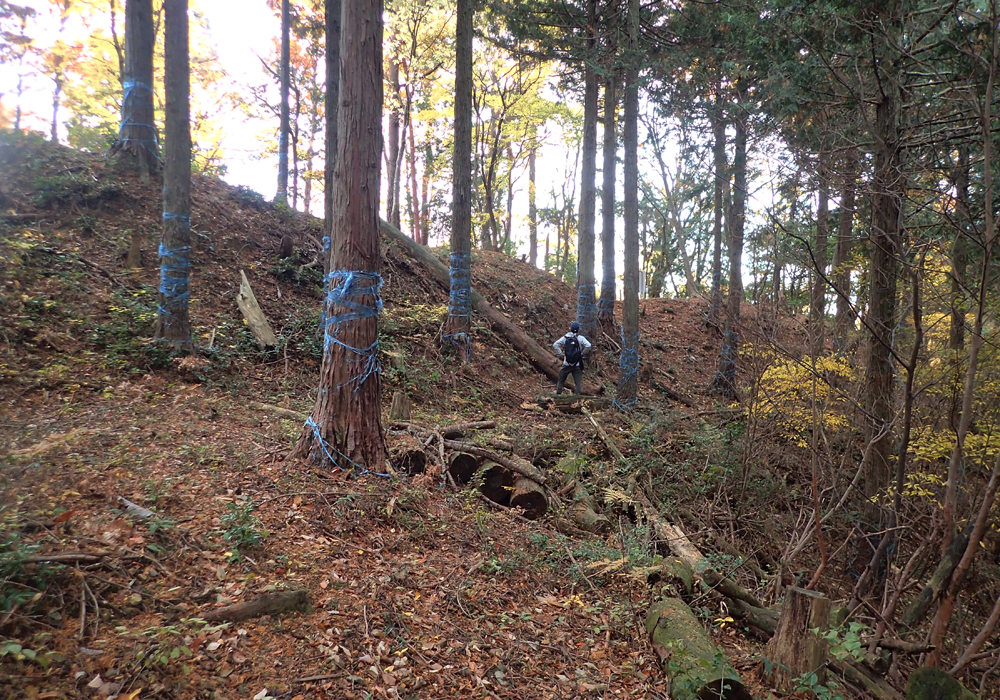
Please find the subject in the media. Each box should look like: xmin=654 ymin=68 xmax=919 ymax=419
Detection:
xmin=110 ymin=0 xmax=158 ymax=178
xmin=948 ymin=145 xmax=970 ymax=431
xmin=832 ymin=151 xmax=857 ymax=350
xmin=155 ymin=0 xmax=191 ymax=349
xmin=276 ymin=0 xmax=290 ymax=205
xmin=711 ymin=112 xmax=746 ymax=397
xmin=50 ymin=74 xmax=62 ymax=143
xmin=598 ymin=74 xmax=617 ymax=326
xmin=443 ymin=0 xmax=473 ymax=362
xmin=616 ymin=0 xmax=640 ymax=410
xmin=862 ymin=0 xmax=903 ymax=520
xmin=810 ymin=149 xmax=829 ymax=355
xmin=386 ymin=59 xmax=400 ymax=224
xmin=294 ymin=0 xmax=385 ymax=470
xmin=420 ymin=145 xmax=431 ymax=245
xmin=407 ymin=115 xmax=421 ymax=240
xmin=708 ymin=97 xmax=725 ymax=326
xmin=529 ymin=147 xmax=538 ymax=267
xmin=323 ymin=0 xmax=341 ymax=277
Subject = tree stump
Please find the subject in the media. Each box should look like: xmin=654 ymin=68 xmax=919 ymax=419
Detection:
xmin=447 ymin=452 xmax=479 ymax=485
xmin=510 ymin=476 xmax=547 ymax=519
xmin=647 ymin=598 xmax=751 ymax=700
xmin=126 ymin=231 xmax=142 ymax=269
xmin=278 ymin=234 xmax=294 ymax=259
xmin=387 ymin=433 xmax=426 ymax=475
xmin=236 ymin=270 xmax=278 ymax=348
xmin=765 ymin=586 xmax=831 ymax=693
xmin=389 ymin=391 xmax=411 ymax=421
xmin=568 ymin=480 xmax=610 ymax=533
xmin=477 ymin=461 xmax=514 ymax=506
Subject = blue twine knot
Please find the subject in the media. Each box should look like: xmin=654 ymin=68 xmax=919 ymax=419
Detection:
xmin=323 ymin=270 xmax=383 ymax=391
xmin=303 ymin=415 xmax=391 ymax=477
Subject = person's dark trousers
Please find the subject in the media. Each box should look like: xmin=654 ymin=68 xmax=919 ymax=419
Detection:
xmin=556 ymin=365 xmax=583 ymax=395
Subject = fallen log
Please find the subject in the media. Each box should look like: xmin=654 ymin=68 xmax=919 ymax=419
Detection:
xmin=447 ymin=452 xmax=480 ymax=485
xmin=202 ymin=589 xmax=310 ymax=622
xmin=236 ymin=270 xmax=278 ymax=349
xmin=765 ymin=586 xmax=830 ymax=693
xmin=566 ymin=480 xmax=611 ymax=534
xmin=443 ymin=440 xmax=547 ymax=485
xmin=901 ymin=524 xmax=971 ymax=630
xmin=905 ymin=668 xmax=975 ymax=700
xmin=440 ymin=420 xmax=496 ymax=438
xmin=24 ymin=551 xmax=110 ymax=565
xmin=535 ymin=394 xmax=613 ymax=414
xmin=636 ymin=491 xmax=764 ymax=610
xmin=477 ymin=461 xmax=515 ymax=506
xmin=510 ymin=477 xmax=548 ymax=519
xmin=583 ymin=407 xmax=628 ymax=465
xmin=250 ymin=401 xmax=308 ymax=422
xmin=646 ymin=598 xmax=752 ymax=700
xmin=380 ymin=219 xmax=603 ymax=395
xmin=646 ymin=558 xmax=694 ymax=597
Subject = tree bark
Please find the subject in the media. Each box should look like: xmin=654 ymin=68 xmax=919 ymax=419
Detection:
xmin=110 ymin=0 xmax=158 ymax=178
xmin=386 ymin=58 xmax=400 ymax=225
xmin=576 ymin=0 xmax=599 ymax=340
xmin=598 ymin=74 xmax=617 ymax=325
xmin=617 ymin=0 xmax=639 ymax=410
xmin=708 ymin=93 xmax=726 ymax=326
xmin=203 ymin=590 xmax=309 ymax=622
xmin=765 ymin=587 xmax=830 ymax=693
xmin=276 ymin=0 xmax=290 ymax=205
xmin=443 ymin=0 xmax=473 ymax=362
xmin=324 ymin=0 xmax=341 ymax=277
xmin=155 ymin=0 xmax=191 ymax=349
xmin=294 ymin=0 xmax=385 ymax=471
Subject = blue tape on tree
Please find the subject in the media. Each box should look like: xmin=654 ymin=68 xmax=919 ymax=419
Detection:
xmin=303 ymin=415 xmax=391 ymax=477
xmin=613 ymin=327 xmax=640 ymax=411
xmin=157 ymin=243 xmax=191 ymax=318
xmin=444 ymin=252 xmax=472 ymax=361
xmin=322 ymin=270 xmax=383 ymax=391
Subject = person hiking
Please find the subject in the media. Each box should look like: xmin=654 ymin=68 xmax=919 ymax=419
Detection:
xmin=553 ymin=321 xmax=592 ymax=395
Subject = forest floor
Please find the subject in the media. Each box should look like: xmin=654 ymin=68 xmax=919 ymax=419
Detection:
xmin=1 ymin=130 xmax=841 ymax=700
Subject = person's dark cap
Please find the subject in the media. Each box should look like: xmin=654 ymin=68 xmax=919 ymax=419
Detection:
xmin=570 ymin=321 xmax=580 ymax=332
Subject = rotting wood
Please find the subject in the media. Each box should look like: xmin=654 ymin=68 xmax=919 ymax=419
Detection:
xmin=510 ymin=477 xmax=547 ymax=519
xmin=380 ymin=218 xmax=603 ymax=395
xmin=236 ymin=270 xmax=278 ymax=348
xmin=646 ymin=558 xmax=694 ymax=597
xmin=201 ymin=589 xmax=309 ymax=622
xmin=582 ymin=407 xmax=627 ymax=464
xmin=535 ymin=394 xmax=613 ymax=414
xmin=443 ymin=440 xmax=546 ymax=485
xmin=567 ymin=479 xmax=610 ymax=534
xmin=447 ymin=452 xmax=480 ymax=485
xmin=477 ymin=461 xmax=515 ymax=506
xmin=765 ymin=586 xmax=830 ymax=693
xmin=388 ymin=433 xmax=426 ymax=475
xmin=118 ymin=497 xmax=154 ymax=519
xmin=388 ymin=391 xmax=411 ymax=421
xmin=905 ymin=667 xmax=976 ymax=700
xmin=829 ymin=659 xmax=905 ymax=700
xmin=250 ymin=401 xmax=308 ymax=422
xmin=646 ymin=598 xmax=752 ymax=700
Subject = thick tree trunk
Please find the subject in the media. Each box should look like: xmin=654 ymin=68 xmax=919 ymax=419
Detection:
xmin=616 ymin=0 xmax=640 ymax=410
xmin=110 ymin=0 xmax=158 ymax=178
xmin=863 ymin=0 xmax=903 ymax=519
xmin=810 ymin=149 xmax=829 ymax=355
xmin=832 ymin=150 xmax=857 ymax=350
xmin=276 ymin=0 xmax=290 ymax=205
xmin=598 ymin=74 xmax=617 ymax=326
xmin=324 ymin=0 xmax=341 ymax=277
xmin=294 ymin=0 xmax=385 ymax=471
xmin=443 ymin=0 xmax=473 ymax=362
xmin=155 ymin=0 xmax=191 ymax=349
xmin=384 ymin=220 xmax=603 ymax=394
xmin=576 ymin=1 xmax=599 ymax=340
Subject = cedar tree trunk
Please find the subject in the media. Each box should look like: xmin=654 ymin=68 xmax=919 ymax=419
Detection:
xmin=110 ymin=0 xmax=158 ymax=178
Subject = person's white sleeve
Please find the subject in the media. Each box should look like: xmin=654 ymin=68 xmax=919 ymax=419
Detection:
xmin=553 ymin=335 xmax=565 ymax=355
xmin=580 ymin=335 xmax=593 ymax=353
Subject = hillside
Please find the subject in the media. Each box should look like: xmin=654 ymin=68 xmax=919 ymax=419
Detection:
xmin=0 ymin=130 xmax=939 ymax=700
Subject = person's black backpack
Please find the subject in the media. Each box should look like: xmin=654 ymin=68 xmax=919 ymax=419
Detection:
xmin=564 ymin=334 xmax=584 ymax=368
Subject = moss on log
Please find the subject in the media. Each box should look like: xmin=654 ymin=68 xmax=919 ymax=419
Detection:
xmin=906 ymin=668 xmax=976 ymax=700
xmin=646 ymin=598 xmax=752 ymax=700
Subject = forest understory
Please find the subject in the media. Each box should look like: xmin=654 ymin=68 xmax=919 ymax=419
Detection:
xmin=1 ymin=133 xmax=999 ymax=700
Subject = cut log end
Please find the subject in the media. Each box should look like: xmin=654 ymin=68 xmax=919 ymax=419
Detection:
xmin=510 ymin=476 xmax=547 ymax=519
xmin=477 ymin=461 xmax=515 ymax=506
xmin=448 ymin=452 xmax=480 ymax=485
xmin=388 ymin=433 xmax=427 ymax=475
